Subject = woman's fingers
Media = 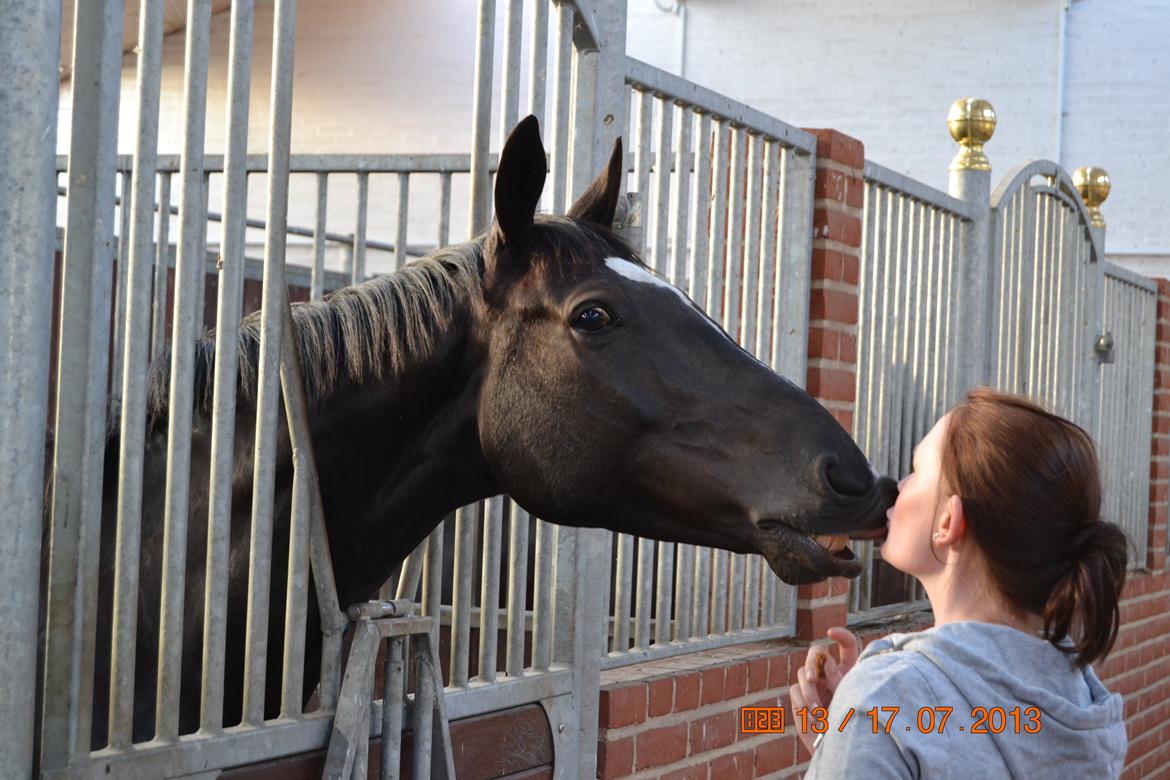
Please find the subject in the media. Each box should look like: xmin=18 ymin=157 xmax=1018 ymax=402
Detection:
xmin=827 ymin=626 xmax=862 ymax=674
xmin=789 ymin=670 xmax=820 ymax=756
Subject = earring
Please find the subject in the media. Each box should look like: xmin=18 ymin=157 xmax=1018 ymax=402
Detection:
xmin=931 ymin=532 xmax=941 ymax=541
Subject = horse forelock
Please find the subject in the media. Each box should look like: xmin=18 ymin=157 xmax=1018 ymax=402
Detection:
xmin=526 ymin=214 xmax=644 ymax=278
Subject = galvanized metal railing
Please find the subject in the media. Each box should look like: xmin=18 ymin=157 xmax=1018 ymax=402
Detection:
xmin=987 ymin=160 xmax=1105 ymax=429
xmin=1098 ymin=263 xmax=1157 ymax=566
xmin=594 ymin=57 xmax=817 ymax=668
xmin=849 ymin=161 xmax=974 ymax=614
xmin=849 ymin=101 xmax=1157 ymax=617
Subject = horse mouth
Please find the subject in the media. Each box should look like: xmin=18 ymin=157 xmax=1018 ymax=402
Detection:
xmin=758 ymin=513 xmax=890 ymax=583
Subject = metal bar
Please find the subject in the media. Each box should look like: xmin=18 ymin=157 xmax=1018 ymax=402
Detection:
xmin=112 ymin=172 xmax=133 ymax=396
xmin=632 ymin=88 xmax=653 ymax=257
xmin=650 ymin=97 xmax=673 ymax=273
xmin=200 ymin=0 xmax=254 ymax=733
xmin=437 ymin=172 xmax=452 ymax=249
xmin=527 ymin=0 xmax=549 ymax=123
xmin=412 ymin=634 xmax=434 ymax=780
xmin=352 ymin=171 xmax=368 ymax=283
xmin=63 ymin=151 xmax=503 ymax=175
xmin=723 ymin=127 xmax=746 ymax=340
xmin=654 ymin=542 xmax=674 ymax=644
xmin=758 ymin=139 xmax=780 ymax=371
xmin=395 ymin=543 xmax=426 ymax=602
xmin=634 ymin=536 xmax=654 ymax=648
xmin=741 ymin=132 xmax=763 ymax=357
xmin=311 ymin=173 xmax=327 ymax=300
xmin=323 ymin=620 xmax=378 ymax=778
xmin=242 ymin=0 xmax=299 ymax=727
xmin=155 ymin=0 xmax=211 ymax=742
xmin=422 ymin=521 xmax=445 ymax=675
xmin=687 ymin=111 xmax=712 ymax=306
xmin=623 ymin=57 xmax=816 ymax=153
xmin=567 ymin=41 xmax=599 ymax=200
xmin=707 ymin=120 xmax=730 ymax=321
xmin=467 ymin=0 xmax=495 ymax=236
xmin=450 ymin=505 xmax=477 ymax=687
xmin=613 ymin=534 xmax=634 ymax=651
xmin=691 ymin=547 xmax=710 ymax=636
xmin=152 ymin=172 xmax=172 ymax=359
xmin=548 ymin=3 xmax=574 ymax=213
xmin=108 ymin=0 xmax=166 ymax=747
xmin=43 ymin=0 xmax=123 ymax=763
xmin=276 ymin=286 xmax=337 ymax=722
xmin=532 ymin=518 xmax=555 ymax=669
xmin=505 ymin=502 xmax=530 ymax=675
xmin=0 ymin=0 xmax=62 ymax=771
xmin=729 ymin=554 xmax=745 ymax=633
xmin=710 ymin=548 xmax=728 ymax=634
xmin=479 ymin=496 xmax=504 ymax=683
xmin=863 ymin=160 xmax=973 ymax=220
xmin=775 ymin=147 xmax=814 ymax=387
xmin=500 ymin=0 xmax=524 ymax=141
xmin=673 ymin=544 xmax=695 ymax=640
xmin=381 ymin=637 xmax=405 ymax=780
xmin=669 ymin=104 xmax=692 ymax=284
xmin=395 ymin=172 xmax=410 ymax=270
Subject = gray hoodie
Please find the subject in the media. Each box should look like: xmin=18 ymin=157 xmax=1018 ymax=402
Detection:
xmin=804 ymin=621 xmax=1126 ymax=779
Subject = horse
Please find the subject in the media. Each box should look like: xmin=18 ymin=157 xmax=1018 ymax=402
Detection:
xmin=80 ymin=115 xmax=896 ymax=747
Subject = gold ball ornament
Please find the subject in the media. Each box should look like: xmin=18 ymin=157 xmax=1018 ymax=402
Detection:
xmin=1073 ymin=166 xmax=1110 ymax=228
xmin=947 ymin=98 xmax=996 ymax=171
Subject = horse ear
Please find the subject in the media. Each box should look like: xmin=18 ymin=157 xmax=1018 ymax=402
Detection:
xmin=566 ymin=136 xmax=624 ymax=228
xmin=493 ymin=115 xmax=547 ymax=246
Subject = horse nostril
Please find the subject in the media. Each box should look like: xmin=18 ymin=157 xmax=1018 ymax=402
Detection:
xmin=817 ymin=453 xmax=869 ymax=498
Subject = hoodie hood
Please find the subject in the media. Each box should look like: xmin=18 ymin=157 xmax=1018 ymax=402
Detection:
xmin=862 ymin=620 xmax=1126 ymax=776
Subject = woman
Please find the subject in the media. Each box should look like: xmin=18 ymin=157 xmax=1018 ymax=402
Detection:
xmin=790 ymin=389 xmax=1129 ymax=778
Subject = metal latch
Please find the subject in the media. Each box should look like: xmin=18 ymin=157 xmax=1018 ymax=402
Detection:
xmin=1095 ymin=332 xmax=1115 ymax=364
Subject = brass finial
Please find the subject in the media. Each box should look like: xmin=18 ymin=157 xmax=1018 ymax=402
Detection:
xmin=1072 ymin=166 xmax=1110 ymax=228
xmin=947 ymin=98 xmax=996 ymax=171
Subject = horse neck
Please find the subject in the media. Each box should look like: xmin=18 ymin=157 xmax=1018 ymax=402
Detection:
xmin=304 ymin=289 xmax=498 ymax=602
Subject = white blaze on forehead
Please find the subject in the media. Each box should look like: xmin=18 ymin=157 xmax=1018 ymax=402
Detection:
xmin=604 ymin=257 xmax=727 ymax=341
xmin=603 ymin=256 xmax=798 ymax=388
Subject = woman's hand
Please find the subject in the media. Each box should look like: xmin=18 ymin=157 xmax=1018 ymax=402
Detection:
xmin=788 ymin=627 xmax=863 ymax=756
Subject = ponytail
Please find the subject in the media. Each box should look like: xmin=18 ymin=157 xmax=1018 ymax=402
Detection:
xmin=1042 ymin=521 xmax=1129 ymax=667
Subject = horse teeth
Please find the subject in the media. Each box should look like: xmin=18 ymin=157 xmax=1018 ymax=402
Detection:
xmin=812 ymin=534 xmax=848 ymax=553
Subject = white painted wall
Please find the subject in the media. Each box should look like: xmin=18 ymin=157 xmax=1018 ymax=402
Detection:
xmin=625 ymin=0 xmax=1170 ymax=271
xmin=57 ymin=0 xmax=1169 ymax=275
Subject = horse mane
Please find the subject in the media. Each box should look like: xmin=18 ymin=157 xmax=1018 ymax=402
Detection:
xmin=145 ymin=238 xmax=485 ymax=431
xmin=139 ymin=214 xmax=638 ymax=432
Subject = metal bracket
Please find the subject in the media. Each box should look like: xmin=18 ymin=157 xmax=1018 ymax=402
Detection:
xmin=323 ymin=602 xmax=455 ymax=780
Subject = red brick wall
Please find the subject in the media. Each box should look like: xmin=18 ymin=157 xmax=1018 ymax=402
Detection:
xmin=593 ymin=138 xmax=1170 ymax=779
xmin=1096 ymin=278 xmax=1170 ymax=780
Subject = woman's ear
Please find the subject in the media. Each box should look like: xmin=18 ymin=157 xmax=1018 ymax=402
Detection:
xmin=938 ymin=494 xmax=966 ymax=543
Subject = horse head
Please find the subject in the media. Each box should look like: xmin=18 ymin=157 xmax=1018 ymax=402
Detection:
xmin=475 ymin=116 xmax=896 ymax=585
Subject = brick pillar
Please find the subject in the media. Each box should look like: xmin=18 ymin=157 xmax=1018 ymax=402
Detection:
xmin=1149 ymin=279 xmax=1170 ymax=572
xmin=794 ymin=128 xmax=865 ymax=640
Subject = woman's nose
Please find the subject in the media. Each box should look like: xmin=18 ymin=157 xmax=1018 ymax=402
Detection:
xmin=897 ymin=475 xmax=909 ymax=492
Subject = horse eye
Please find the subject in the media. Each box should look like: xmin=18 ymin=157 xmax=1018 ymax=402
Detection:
xmin=573 ymin=305 xmax=614 ymax=333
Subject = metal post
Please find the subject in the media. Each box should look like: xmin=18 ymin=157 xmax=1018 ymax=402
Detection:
xmin=156 ymin=0 xmax=212 ymax=741
xmin=467 ymin=0 xmax=495 ymax=236
xmin=946 ymin=97 xmax=996 ymax=395
xmin=109 ymin=0 xmax=166 ymax=749
xmin=43 ymin=0 xmax=123 ymax=767
xmin=0 ymin=1 xmax=62 ymax=773
xmin=243 ymin=0 xmax=299 ymax=727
